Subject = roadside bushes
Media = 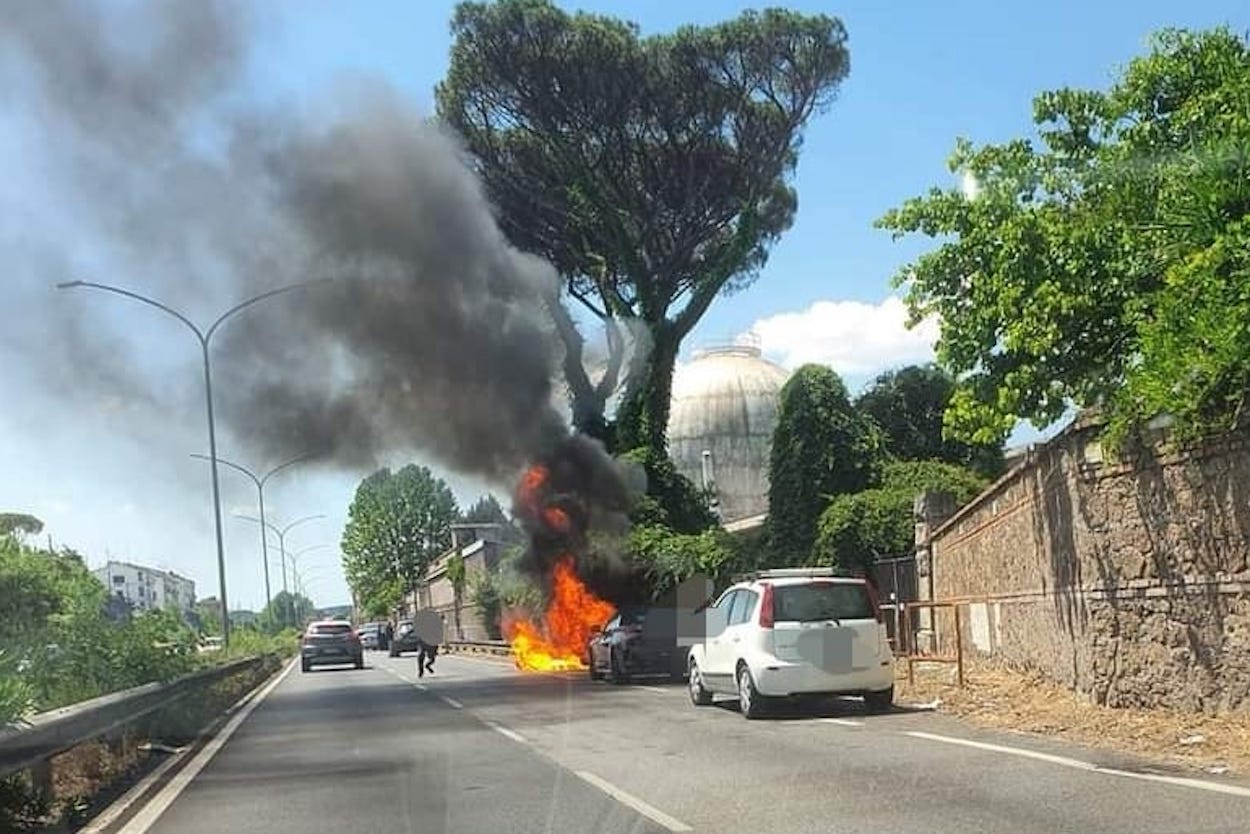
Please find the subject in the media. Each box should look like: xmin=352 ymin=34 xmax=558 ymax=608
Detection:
xmin=814 ymin=461 xmax=988 ymax=570
xmin=0 ymin=535 xmax=200 ymax=719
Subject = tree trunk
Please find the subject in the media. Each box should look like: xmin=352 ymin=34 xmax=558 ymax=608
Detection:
xmin=615 ymin=325 xmax=679 ymax=456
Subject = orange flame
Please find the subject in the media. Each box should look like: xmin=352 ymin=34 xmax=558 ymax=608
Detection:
xmin=505 ymin=556 xmax=615 ymax=672
xmin=518 ymin=464 xmax=549 ymax=510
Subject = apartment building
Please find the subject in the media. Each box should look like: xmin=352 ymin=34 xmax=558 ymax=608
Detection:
xmin=92 ymin=560 xmax=196 ymax=616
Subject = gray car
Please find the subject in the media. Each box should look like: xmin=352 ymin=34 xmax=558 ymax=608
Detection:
xmin=301 ymin=620 xmax=364 ymax=671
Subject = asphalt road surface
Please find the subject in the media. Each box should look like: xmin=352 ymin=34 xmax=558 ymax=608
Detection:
xmin=118 ymin=651 xmax=1250 ymax=834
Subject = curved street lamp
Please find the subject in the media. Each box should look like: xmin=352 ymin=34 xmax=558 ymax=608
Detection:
xmin=190 ymin=452 xmax=309 ymax=614
xmin=234 ymin=512 xmax=323 ymax=626
xmin=57 ymin=278 xmax=328 ymax=646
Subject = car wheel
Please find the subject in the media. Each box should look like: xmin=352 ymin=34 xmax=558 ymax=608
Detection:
xmin=864 ymin=686 xmax=894 ymax=713
xmin=587 ymin=654 xmax=603 ymax=681
xmin=301 ymin=661 xmax=310 ymax=673
xmin=737 ymin=663 xmax=766 ymax=720
xmin=355 ymin=658 xmax=365 ymax=670
xmin=609 ymin=651 xmax=629 ymax=685
xmin=688 ymin=660 xmax=713 ymax=706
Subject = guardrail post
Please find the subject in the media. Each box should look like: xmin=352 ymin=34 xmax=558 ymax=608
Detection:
xmin=30 ymin=759 xmax=53 ymax=799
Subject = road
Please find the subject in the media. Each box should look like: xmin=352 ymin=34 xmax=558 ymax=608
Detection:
xmin=115 ymin=651 xmax=1250 ymax=834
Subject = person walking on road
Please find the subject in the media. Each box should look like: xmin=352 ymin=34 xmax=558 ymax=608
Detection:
xmin=412 ymin=609 xmax=443 ymax=678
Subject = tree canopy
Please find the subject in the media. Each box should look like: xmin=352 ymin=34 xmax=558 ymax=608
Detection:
xmin=340 ymin=465 xmax=459 ymax=618
xmin=259 ymin=590 xmax=315 ymax=631
xmin=878 ymin=28 xmax=1250 ymax=447
xmin=766 ymin=364 xmax=884 ymax=560
xmin=0 ymin=512 xmax=44 ymax=539
xmin=437 ymin=0 xmax=850 ymax=456
xmin=855 ymin=365 xmax=1003 ymax=477
xmin=461 ymin=494 xmax=509 ymax=525
xmin=814 ymin=460 xmax=988 ymax=571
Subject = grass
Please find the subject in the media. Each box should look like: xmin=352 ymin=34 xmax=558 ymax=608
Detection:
xmin=897 ymin=661 xmax=1250 ymax=777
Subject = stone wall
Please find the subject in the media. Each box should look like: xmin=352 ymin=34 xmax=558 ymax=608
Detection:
xmin=924 ymin=417 xmax=1250 ymax=712
xmin=405 ymin=538 xmax=506 ymax=643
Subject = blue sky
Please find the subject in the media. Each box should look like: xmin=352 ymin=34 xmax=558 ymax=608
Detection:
xmin=1 ymin=0 xmax=1245 ymax=610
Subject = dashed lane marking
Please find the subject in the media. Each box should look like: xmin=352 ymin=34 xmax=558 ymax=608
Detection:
xmin=484 ymin=720 xmax=527 ymax=744
xmin=441 ymin=695 xmax=464 ymax=709
xmin=574 ymin=770 xmax=693 ymax=832
xmin=818 ymin=717 xmax=864 ymax=727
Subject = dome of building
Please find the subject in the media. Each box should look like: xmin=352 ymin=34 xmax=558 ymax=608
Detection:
xmin=667 ymin=341 xmax=791 ymax=523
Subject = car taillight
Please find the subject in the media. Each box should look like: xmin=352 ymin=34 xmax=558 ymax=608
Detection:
xmin=347 ymin=632 xmax=361 ymax=644
xmin=864 ymin=582 xmax=884 ymax=624
xmin=758 ymin=583 xmax=774 ymax=629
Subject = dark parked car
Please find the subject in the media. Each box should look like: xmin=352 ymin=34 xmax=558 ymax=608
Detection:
xmin=301 ymin=620 xmax=363 ymax=672
xmin=587 ymin=606 xmax=683 ymax=684
xmin=389 ymin=619 xmax=423 ymax=657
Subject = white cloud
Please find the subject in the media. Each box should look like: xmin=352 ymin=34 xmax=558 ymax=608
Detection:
xmin=748 ymin=296 xmax=939 ymax=376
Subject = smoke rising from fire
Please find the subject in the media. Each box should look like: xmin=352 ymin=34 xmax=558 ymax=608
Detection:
xmin=2 ymin=0 xmax=614 ymax=490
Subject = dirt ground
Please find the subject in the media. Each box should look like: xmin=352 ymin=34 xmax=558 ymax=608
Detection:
xmin=895 ymin=661 xmax=1250 ymax=777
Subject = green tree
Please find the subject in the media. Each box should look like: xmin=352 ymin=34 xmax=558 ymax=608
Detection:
xmin=258 ymin=590 xmax=315 ymax=631
xmin=340 ymin=465 xmax=459 ymax=618
xmin=815 ymin=461 xmax=988 ymax=571
xmin=194 ymin=598 xmax=223 ymax=635
xmin=856 ymin=365 xmax=1004 ymax=477
xmin=0 ymin=512 xmax=44 ymax=539
xmin=437 ymin=0 xmax=850 ymax=459
xmin=767 ymin=365 xmax=884 ymax=561
xmin=0 ymin=536 xmax=197 ymax=712
xmin=878 ymin=28 xmax=1250 ymax=447
xmin=627 ymin=524 xmax=746 ymax=598
xmin=621 ymin=447 xmax=717 ymax=534
xmin=461 ymin=495 xmax=509 ymax=525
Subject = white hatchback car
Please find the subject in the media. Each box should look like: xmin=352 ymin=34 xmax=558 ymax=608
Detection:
xmin=685 ymin=568 xmax=894 ymax=718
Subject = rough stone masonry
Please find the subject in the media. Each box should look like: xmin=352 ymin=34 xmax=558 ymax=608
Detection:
xmin=918 ymin=414 xmax=1250 ymax=712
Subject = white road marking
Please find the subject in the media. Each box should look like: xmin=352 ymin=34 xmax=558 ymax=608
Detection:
xmin=575 ymin=770 xmax=693 ymax=832
xmin=636 ymin=685 xmax=668 ymax=694
xmin=441 ymin=695 xmax=464 ymax=709
xmin=414 ymin=683 xmax=428 ymax=691
xmin=116 ymin=658 xmax=298 ymax=834
xmin=484 ymin=720 xmax=527 ymax=744
xmin=78 ymin=747 xmax=186 ymax=833
xmin=906 ymin=731 xmax=1250 ymax=798
xmin=818 ymin=717 xmax=864 ymax=727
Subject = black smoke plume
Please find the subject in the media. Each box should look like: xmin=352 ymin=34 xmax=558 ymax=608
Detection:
xmin=2 ymin=0 xmax=630 ymax=503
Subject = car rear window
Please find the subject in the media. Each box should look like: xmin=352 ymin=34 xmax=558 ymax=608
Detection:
xmin=772 ymin=583 xmax=874 ymax=622
xmin=310 ymin=623 xmax=354 ymax=635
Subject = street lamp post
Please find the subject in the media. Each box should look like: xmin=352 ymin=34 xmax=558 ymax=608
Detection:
xmin=291 ymin=566 xmax=327 ymax=623
xmin=57 ymin=279 xmax=326 ymax=647
xmin=190 ymin=452 xmax=309 ymax=615
xmin=234 ymin=513 xmax=323 ymax=627
xmin=284 ymin=544 xmax=330 ymax=624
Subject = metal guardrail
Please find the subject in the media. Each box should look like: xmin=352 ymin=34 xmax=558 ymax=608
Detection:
xmin=0 ymin=655 xmax=274 ymax=780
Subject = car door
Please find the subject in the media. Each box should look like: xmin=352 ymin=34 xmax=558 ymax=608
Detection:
xmin=722 ymin=589 xmax=759 ymax=668
xmin=701 ymin=590 xmax=739 ymax=689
